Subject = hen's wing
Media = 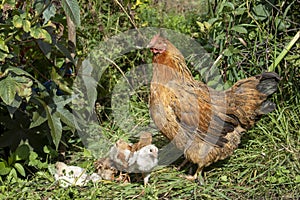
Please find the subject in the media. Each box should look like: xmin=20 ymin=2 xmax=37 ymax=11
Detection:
xmin=166 ymin=80 xmax=233 ymax=147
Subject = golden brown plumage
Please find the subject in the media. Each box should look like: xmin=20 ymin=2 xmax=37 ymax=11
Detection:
xmin=148 ymin=34 xmax=280 ymax=181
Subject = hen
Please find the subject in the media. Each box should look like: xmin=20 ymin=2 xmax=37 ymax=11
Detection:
xmin=148 ymin=34 xmax=280 ymax=181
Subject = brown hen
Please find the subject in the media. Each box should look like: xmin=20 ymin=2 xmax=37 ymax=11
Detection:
xmin=148 ymin=34 xmax=280 ymax=181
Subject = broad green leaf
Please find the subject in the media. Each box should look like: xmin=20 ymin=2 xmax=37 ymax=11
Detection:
xmin=12 ymin=15 xmax=23 ymax=28
xmin=55 ymin=43 xmax=75 ymax=63
xmin=14 ymin=76 xmax=33 ymax=100
xmin=8 ymin=168 xmax=18 ymax=180
xmin=37 ymin=40 xmax=52 ymax=58
xmin=0 ymin=40 xmax=9 ymax=53
xmin=29 ymin=111 xmax=47 ymax=129
xmin=1 ymin=67 xmax=35 ymax=81
xmin=43 ymin=2 xmax=57 ymax=25
xmin=14 ymin=144 xmax=30 ymax=161
xmin=30 ymin=27 xmax=52 ymax=43
xmin=253 ymin=4 xmax=269 ymax=21
xmin=37 ymin=99 xmax=62 ymax=149
xmin=53 ymin=95 xmax=80 ymax=131
xmin=61 ymin=0 xmax=81 ymax=26
xmin=231 ymin=25 xmax=248 ymax=34
xmin=34 ymin=0 xmax=46 ymax=15
xmin=0 ymin=51 xmax=8 ymax=62
xmin=6 ymin=95 xmax=22 ymax=117
xmin=275 ymin=17 xmax=289 ymax=31
xmin=234 ymin=7 xmax=246 ymax=15
xmin=0 ymin=75 xmax=17 ymax=105
xmin=296 ymin=175 xmax=300 ymax=183
xmin=29 ymin=150 xmax=49 ymax=169
xmin=22 ymin=20 xmax=31 ymax=32
xmin=48 ymin=112 xmax=62 ymax=150
xmin=14 ymin=163 xmax=26 ymax=177
xmin=0 ymin=162 xmax=11 ymax=175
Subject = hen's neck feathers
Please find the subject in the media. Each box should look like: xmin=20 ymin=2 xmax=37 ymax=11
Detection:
xmin=152 ymin=40 xmax=193 ymax=84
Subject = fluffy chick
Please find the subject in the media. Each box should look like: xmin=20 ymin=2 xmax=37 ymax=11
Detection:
xmin=94 ymin=157 xmax=117 ymax=181
xmin=109 ymin=139 xmax=132 ymax=171
xmin=131 ymin=132 xmax=153 ymax=153
xmin=128 ymin=144 xmax=158 ymax=185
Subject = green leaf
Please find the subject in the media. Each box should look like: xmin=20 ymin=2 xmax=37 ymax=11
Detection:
xmin=43 ymin=2 xmax=57 ymax=25
xmin=0 ymin=51 xmax=8 ymax=62
xmin=37 ymin=99 xmax=62 ymax=149
xmin=29 ymin=111 xmax=47 ymax=129
xmin=12 ymin=15 xmax=23 ymax=28
xmin=295 ymin=175 xmax=300 ymax=183
xmin=61 ymin=0 xmax=81 ymax=26
xmin=231 ymin=25 xmax=248 ymax=34
xmin=0 ymin=40 xmax=9 ymax=53
xmin=14 ymin=144 xmax=30 ymax=161
xmin=8 ymin=168 xmax=18 ymax=180
xmin=14 ymin=76 xmax=33 ymax=100
xmin=34 ymin=0 xmax=46 ymax=15
xmin=234 ymin=7 xmax=246 ymax=15
xmin=253 ymin=4 xmax=269 ymax=21
xmin=30 ymin=27 xmax=52 ymax=43
xmin=1 ymin=66 xmax=34 ymax=78
xmin=14 ymin=163 xmax=25 ymax=177
xmin=0 ymin=162 xmax=11 ymax=175
xmin=22 ymin=20 xmax=31 ymax=32
xmin=48 ymin=112 xmax=62 ymax=150
xmin=28 ymin=151 xmax=48 ymax=169
xmin=6 ymin=95 xmax=22 ymax=117
xmin=53 ymin=95 xmax=80 ymax=131
xmin=0 ymin=75 xmax=17 ymax=105
xmin=55 ymin=43 xmax=75 ymax=64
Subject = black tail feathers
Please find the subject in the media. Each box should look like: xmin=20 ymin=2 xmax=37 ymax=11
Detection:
xmin=257 ymin=72 xmax=280 ymax=96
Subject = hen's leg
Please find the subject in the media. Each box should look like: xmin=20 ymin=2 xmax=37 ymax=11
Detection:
xmin=142 ymin=173 xmax=151 ymax=185
xmin=176 ymin=159 xmax=189 ymax=170
xmin=185 ymin=166 xmax=204 ymax=185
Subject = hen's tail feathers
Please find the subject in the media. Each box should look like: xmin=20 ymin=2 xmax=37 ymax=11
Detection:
xmin=256 ymin=72 xmax=281 ymax=96
xmin=256 ymin=72 xmax=280 ymax=114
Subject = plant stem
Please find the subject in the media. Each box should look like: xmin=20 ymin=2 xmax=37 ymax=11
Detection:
xmin=268 ymin=30 xmax=300 ymax=72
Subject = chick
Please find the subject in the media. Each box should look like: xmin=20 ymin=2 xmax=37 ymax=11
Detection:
xmin=109 ymin=139 xmax=133 ymax=182
xmin=131 ymin=132 xmax=153 ymax=152
xmin=94 ymin=157 xmax=117 ymax=181
xmin=128 ymin=144 xmax=158 ymax=185
xmin=109 ymin=139 xmax=132 ymax=170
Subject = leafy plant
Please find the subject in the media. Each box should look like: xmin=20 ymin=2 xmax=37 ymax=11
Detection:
xmin=0 ymin=144 xmax=29 ymax=181
xmin=0 ymin=0 xmax=81 ymax=153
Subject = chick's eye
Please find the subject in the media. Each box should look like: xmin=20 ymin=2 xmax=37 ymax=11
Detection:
xmin=149 ymin=149 xmax=153 ymax=153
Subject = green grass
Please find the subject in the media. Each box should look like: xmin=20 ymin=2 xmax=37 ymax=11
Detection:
xmin=1 ymin=102 xmax=299 ymax=199
xmin=1 ymin=0 xmax=299 ymax=199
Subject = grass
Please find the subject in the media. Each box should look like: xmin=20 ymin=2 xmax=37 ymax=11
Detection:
xmin=0 ymin=101 xmax=299 ymax=199
xmin=1 ymin=0 xmax=299 ymax=199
